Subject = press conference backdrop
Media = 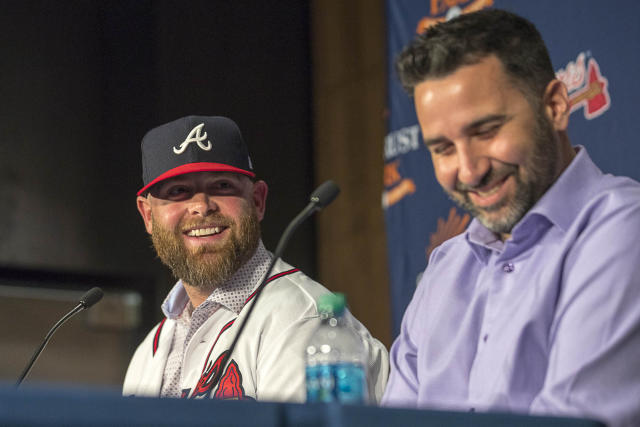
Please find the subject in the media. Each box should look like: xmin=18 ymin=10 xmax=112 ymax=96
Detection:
xmin=384 ymin=0 xmax=639 ymax=335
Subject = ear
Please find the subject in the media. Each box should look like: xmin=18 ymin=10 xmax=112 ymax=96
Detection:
xmin=542 ymin=79 xmax=571 ymax=131
xmin=252 ymin=180 xmax=268 ymax=221
xmin=136 ymin=195 xmax=154 ymax=234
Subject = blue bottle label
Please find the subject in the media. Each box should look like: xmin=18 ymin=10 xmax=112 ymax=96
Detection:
xmin=306 ymin=362 xmax=366 ymax=404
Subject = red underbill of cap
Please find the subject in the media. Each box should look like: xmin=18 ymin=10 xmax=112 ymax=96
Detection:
xmin=137 ymin=162 xmax=256 ymax=196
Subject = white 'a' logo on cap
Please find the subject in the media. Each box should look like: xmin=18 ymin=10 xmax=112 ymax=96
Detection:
xmin=173 ymin=123 xmax=213 ymax=154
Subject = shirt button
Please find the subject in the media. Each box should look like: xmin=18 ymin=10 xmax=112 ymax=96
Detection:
xmin=483 ymin=334 xmax=489 ymax=342
xmin=502 ymin=262 xmax=514 ymax=273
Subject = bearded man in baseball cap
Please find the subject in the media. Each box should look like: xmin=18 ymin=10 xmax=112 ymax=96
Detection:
xmin=123 ymin=116 xmax=388 ymax=402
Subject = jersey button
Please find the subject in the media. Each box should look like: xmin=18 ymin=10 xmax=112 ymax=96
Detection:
xmin=502 ymin=262 xmax=515 ymax=273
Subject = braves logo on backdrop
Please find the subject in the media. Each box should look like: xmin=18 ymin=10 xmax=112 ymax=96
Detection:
xmin=556 ymin=52 xmax=611 ymax=120
xmin=415 ymin=0 xmax=493 ymax=33
xmin=173 ymin=122 xmax=213 ymax=154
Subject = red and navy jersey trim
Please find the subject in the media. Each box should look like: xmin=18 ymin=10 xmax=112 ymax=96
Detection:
xmin=187 ymin=267 xmax=300 ymax=399
xmin=197 ymin=319 xmax=237 ymax=377
xmin=244 ymin=267 xmax=300 ymax=304
xmin=205 ymin=267 xmax=299 ymax=365
xmin=152 ymin=318 xmax=167 ymax=356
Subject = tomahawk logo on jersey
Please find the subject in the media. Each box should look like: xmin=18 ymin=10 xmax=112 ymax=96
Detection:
xmin=182 ymin=350 xmax=252 ymax=400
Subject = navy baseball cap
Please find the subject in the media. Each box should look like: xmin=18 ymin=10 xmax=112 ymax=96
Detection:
xmin=138 ymin=116 xmax=255 ymax=196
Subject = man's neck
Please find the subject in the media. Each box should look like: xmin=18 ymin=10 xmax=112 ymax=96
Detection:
xmin=182 ymin=283 xmax=212 ymax=309
xmin=499 ymin=232 xmax=511 ymax=242
xmin=179 ymin=240 xmax=266 ymax=309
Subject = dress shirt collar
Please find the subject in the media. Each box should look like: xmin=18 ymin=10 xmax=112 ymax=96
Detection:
xmin=161 ymin=239 xmax=273 ymax=319
xmin=465 ymin=146 xmax=602 ymax=261
xmin=522 ymin=146 xmax=602 ymax=233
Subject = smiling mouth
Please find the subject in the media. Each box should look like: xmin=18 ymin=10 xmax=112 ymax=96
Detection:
xmin=185 ymin=226 xmax=227 ymax=237
xmin=465 ymin=173 xmax=512 ymax=208
xmin=474 ymin=181 xmax=505 ymax=198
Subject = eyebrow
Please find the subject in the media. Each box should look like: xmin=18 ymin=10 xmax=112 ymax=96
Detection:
xmin=422 ymin=114 xmax=510 ymax=147
xmin=462 ymin=114 xmax=509 ymax=134
xmin=163 ymin=172 xmax=242 ymax=186
xmin=423 ymin=135 xmax=449 ymax=147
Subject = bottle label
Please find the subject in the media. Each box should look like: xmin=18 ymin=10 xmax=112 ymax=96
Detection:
xmin=306 ymin=362 xmax=366 ymax=404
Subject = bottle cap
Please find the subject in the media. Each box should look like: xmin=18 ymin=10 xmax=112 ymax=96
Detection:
xmin=317 ymin=293 xmax=346 ymax=316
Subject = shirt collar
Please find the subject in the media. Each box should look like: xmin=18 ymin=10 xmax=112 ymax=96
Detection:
xmin=207 ymin=239 xmax=272 ymax=314
xmin=465 ymin=219 xmax=504 ymax=263
xmin=162 ymin=280 xmax=191 ymax=319
xmin=161 ymin=239 xmax=273 ymax=318
xmin=464 ymin=146 xmax=602 ymax=260
xmin=520 ymin=146 xmax=602 ymax=233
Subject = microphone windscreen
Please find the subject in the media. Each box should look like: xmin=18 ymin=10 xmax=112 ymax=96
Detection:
xmin=79 ymin=287 xmax=104 ymax=308
xmin=310 ymin=180 xmax=340 ymax=208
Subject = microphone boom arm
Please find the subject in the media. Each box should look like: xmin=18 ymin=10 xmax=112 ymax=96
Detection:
xmin=273 ymin=202 xmax=318 ymax=258
xmin=15 ymin=287 xmax=104 ymax=387
xmin=15 ymin=304 xmax=84 ymax=387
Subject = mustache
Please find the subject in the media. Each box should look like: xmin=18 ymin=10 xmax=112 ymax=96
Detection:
xmin=454 ymin=164 xmax=517 ymax=192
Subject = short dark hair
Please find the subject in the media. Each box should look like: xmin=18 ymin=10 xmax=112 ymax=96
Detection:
xmin=395 ymin=9 xmax=556 ymax=104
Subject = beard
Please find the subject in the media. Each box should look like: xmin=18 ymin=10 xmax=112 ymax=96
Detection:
xmin=150 ymin=206 xmax=261 ymax=291
xmin=446 ymin=107 xmax=559 ymax=235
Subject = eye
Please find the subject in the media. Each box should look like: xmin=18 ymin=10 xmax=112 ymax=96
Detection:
xmin=430 ymin=142 xmax=454 ymax=156
xmin=164 ymin=184 xmax=192 ymax=200
xmin=207 ymin=179 xmax=241 ymax=195
xmin=473 ymin=123 xmax=501 ymax=140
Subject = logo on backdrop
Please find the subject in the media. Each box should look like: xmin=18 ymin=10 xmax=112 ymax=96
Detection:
xmin=556 ymin=52 xmax=611 ymax=120
xmin=382 ymin=159 xmax=416 ymax=209
xmin=415 ymin=0 xmax=494 ymax=33
xmin=426 ymin=207 xmax=470 ymax=261
xmin=383 ymin=124 xmax=421 ymax=208
xmin=384 ymin=124 xmax=421 ymax=160
xmin=173 ymin=123 xmax=213 ymax=154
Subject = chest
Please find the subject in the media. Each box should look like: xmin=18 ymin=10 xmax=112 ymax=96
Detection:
xmin=415 ymin=233 xmax=571 ymax=409
xmin=178 ymin=311 xmax=258 ymax=401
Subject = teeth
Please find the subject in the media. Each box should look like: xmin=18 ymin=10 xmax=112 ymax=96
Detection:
xmin=476 ymin=176 xmax=508 ymax=197
xmin=187 ymin=226 xmax=222 ymax=237
xmin=477 ymin=185 xmax=501 ymax=197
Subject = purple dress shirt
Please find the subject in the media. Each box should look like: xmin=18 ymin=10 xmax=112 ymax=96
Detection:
xmin=382 ymin=147 xmax=640 ymax=427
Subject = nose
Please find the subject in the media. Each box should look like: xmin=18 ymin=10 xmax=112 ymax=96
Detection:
xmin=456 ymin=144 xmax=490 ymax=188
xmin=187 ymin=192 xmax=218 ymax=216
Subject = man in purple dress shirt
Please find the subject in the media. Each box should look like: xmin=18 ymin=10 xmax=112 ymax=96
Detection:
xmin=382 ymin=9 xmax=640 ymax=427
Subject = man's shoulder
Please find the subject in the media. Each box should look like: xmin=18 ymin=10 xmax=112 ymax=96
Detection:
xmin=129 ymin=317 xmax=176 ymax=365
xmin=428 ymin=229 xmax=472 ymax=265
xmin=250 ymin=259 xmax=330 ymax=318
xmin=139 ymin=317 xmax=174 ymax=342
xmin=594 ymin=173 xmax=640 ymax=203
xmin=577 ymin=172 xmax=640 ymax=226
xmin=573 ymin=148 xmax=640 ymax=212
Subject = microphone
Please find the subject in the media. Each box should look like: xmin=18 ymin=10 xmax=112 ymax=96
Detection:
xmin=274 ymin=180 xmax=340 ymax=257
xmin=15 ymin=287 xmax=104 ymax=387
xmin=209 ymin=180 xmax=340 ymax=392
xmin=79 ymin=287 xmax=104 ymax=309
xmin=310 ymin=180 xmax=341 ymax=208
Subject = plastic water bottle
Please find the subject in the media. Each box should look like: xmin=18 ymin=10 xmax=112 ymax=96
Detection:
xmin=305 ymin=293 xmax=368 ymax=404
